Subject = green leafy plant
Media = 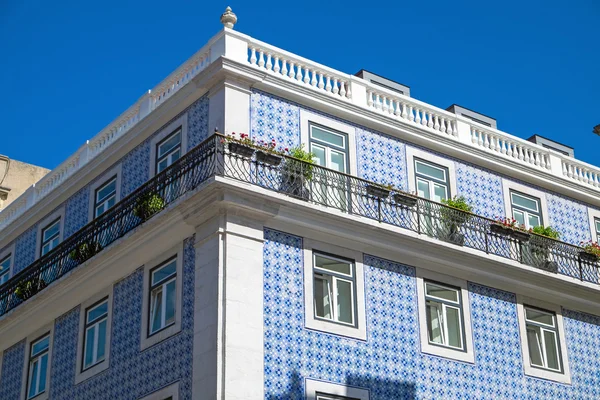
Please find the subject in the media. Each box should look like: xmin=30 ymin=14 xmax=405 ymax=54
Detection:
xmin=441 ymin=196 xmax=473 ymax=225
xmin=530 ymin=225 xmax=560 ymax=239
xmin=285 ymin=145 xmax=315 ymax=180
xmin=69 ymin=241 xmax=103 ymax=264
xmin=133 ymin=193 xmax=165 ymax=221
xmin=14 ymin=278 xmax=47 ymax=301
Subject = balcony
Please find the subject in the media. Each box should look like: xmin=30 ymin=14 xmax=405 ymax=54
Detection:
xmin=0 ymin=134 xmax=598 ymax=317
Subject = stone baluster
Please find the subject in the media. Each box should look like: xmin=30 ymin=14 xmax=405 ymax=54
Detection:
xmin=273 ymin=56 xmax=280 ymax=73
xmin=250 ymin=47 xmax=257 ymax=65
xmin=281 ymin=60 xmax=288 ymax=76
xmin=288 ymin=62 xmax=295 ymax=78
xmin=258 ymin=50 xmax=265 ymax=68
xmin=382 ymin=98 xmax=389 ymax=113
xmin=339 ymin=81 xmax=347 ymax=97
xmin=296 ymin=65 xmax=303 ymax=81
xmin=332 ymin=77 xmax=339 ymax=95
xmin=367 ymin=91 xmax=373 ymax=108
xmin=414 ymin=108 xmax=421 ymax=124
xmin=318 ymin=73 xmax=325 ymax=89
xmin=303 ymin=68 xmax=310 ymax=84
xmin=394 ymin=100 xmax=402 ymax=117
xmin=401 ymin=103 xmax=408 ymax=119
xmin=266 ymin=53 xmax=273 ymax=70
xmin=325 ymin=75 xmax=332 ymax=92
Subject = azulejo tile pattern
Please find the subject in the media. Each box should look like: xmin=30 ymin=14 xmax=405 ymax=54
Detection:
xmin=455 ymin=162 xmax=505 ymax=219
xmin=0 ymin=236 xmax=195 ymax=400
xmin=187 ymin=95 xmax=209 ymax=150
xmin=250 ymin=90 xmax=300 ymax=149
xmin=0 ymin=341 xmax=25 ymax=400
xmin=263 ymin=228 xmax=600 ymax=399
xmin=546 ymin=192 xmax=592 ymax=246
xmin=64 ymin=186 xmax=90 ymax=238
xmin=356 ymin=127 xmax=407 ymax=191
xmin=14 ymin=225 xmax=37 ymax=273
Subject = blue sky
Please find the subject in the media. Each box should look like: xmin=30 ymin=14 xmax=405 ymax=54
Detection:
xmin=1 ymin=0 xmax=598 ymax=169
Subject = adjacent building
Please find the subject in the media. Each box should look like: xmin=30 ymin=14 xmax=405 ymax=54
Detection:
xmin=0 ymin=8 xmax=599 ymax=400
xmin=0 ymin=156 xmax=49 ymax=212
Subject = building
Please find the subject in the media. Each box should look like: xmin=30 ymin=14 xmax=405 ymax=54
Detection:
xmin=0 ymin=156 xmax=49 ymax=212
xmin=1 ymin=7 xmax=600 ymax=400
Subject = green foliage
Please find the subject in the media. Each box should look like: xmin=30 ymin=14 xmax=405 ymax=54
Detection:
xmin=69 ymin=241 xmax=103 ymax=263
xmin=133 ymin=193 xmax=165 ymax=221
xmin=581 ymin=241 xmax=600 ymax=257
xmin=441 ymin=196 xmax=473 ymax=213
xmin=440 ymin=196 xmax=473 ymax=227
xmin=530 ymin=225 xmax=560 ymax=239
xmin=285 ymin=144 xmax=315 ymax=180
xmin=14 ymin=278 xmax=46 ymax=300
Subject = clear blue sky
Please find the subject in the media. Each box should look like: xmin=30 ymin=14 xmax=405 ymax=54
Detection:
xmin=1 ymin=0 xmax=598 ymax=169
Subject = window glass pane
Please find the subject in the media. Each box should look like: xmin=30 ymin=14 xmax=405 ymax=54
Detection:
xmin=314 ymin=276 xmax=332 ymax=320
xmin=0 ymin=256 xmax=10 ymax=272
xmin=513 ymin=210 xmax=525 ymax=227
xmin=543 ymin=330 xmax=560 ymax=370
xmin=150 ymin=287 xmax=164 ymax=333
xmin=158 ymin=131 xmax=181 ymax=158
xmin=310 ymin=126 xmax=345 ymax=148
xmin=525 ymin=308 xmax=555 ymax=327
xmin=152 ymin=261 xmax=177 ymax=286
xmin=433 ymin=183 xmax=447 ymax=202
xmin=312 ymin=145 xmax=326 ymax=167
xmin=158 ymin=159 xmax=169 ymax=173
xmin=170 ymin=149 xmax=181 ymax=164
xmin=84 ymin=327 xmax=95 ymax=367
xmin=87 ymin=301 xmax=108 ymax=324
xmin=0 ymin=270 xmax=8 ymax=285
xmin=28 ymin=360 xmax=39 ymax=397
xmin=38 ymin=354 xmax=47 ymax=392
xmin=595 ymin=219 xmax=600 ymax=234
xmin=97 ymin=319 xmax=107 ymax=361
xmin=96 ymin=179 xmax=116 ymax=202
xmin=43 ymin=221 xmax=60 ymax=241
xmin=446 ymin=306 xmax=462 ymax=348
xmin=165 ymin=279 xmax=176 ymax=325
xmin=511 ymin=192 xmax=540 ymax=212
xmin=426 ymin=301 xmax=443 ymax=344
xmin=329 ymin=150 xmax=346 ymax=173
xmin=314 ymin=254 xmax=351 ymax=276
xmin=336 ymin=279 xmax=353 ymax=324
xmin=527 ymin=326 xmax=544 ymax=367
xmin=528 ymin=214 xmax=541 ymax=228
xmin=417 ymin=178 xmax=430 ymax=200
xmin=32 ymin=336 xmax=49 ymax=356
xmin=425 ymin=282 xmax=459 ymax=303
xmin=416 ymin=161 xmax=446 ymax=182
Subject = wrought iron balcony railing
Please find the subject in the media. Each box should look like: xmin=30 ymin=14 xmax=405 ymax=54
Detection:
xmin=0 ymin=134 xmax=598 ymax=317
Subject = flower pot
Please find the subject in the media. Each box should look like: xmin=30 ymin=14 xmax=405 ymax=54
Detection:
xmin=490 ymin=223 xmax=511 ymax=236
xmin=392 ymin=193 xmax=417 ymax=208
xmin=511 ymin=230 xmax=531 ymax=242
xmin=579 ymin=251 xmax=599 ymax=263
xmin=256 ymin=151 xmax=283 ymax=166
xmin=366 ymin=184 xmax=390 ymax=199
xmin=228 ymin=142 xmax=255 ymax=158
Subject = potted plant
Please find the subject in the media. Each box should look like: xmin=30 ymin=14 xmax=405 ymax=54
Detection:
xmin=255 ymin=139 xmax=285 ymax=166
xmin=281 ymin=145 xmax=314 ymax=200
xmin=392 ymin=191 xmax=418 ymax=208
xmin=579 ymin=241 xmax=600 ymax=263
xmin=491 ymin=217 xmax=530 ymax=242
xmin=69 ymin=241 xmax=103 ymax=264
xmin=366 ymin=183 xmax=392 ymax=199
xmin=14 ymin=277 xmax=47 ymax=301
xmin=224 ymin=132 xmax=256 ymax=158
xmin=439 ymin=196 xmax=473 ymax=246
xmin=133 ymin=192 xmax=165 ymax=222
xmin=528 ymin=225 xmax=560 ymax=273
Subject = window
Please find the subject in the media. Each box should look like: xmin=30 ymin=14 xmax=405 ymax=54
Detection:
xmin=94 ymin=177 xmax=117 ymax=218
xmin=595 ymin=218 xmax=600 ymax=243
xmin=305 ymin=379 xmax=369 ymax=400
xmin=415 ymin=159 xmax=450 ymax=202
xmin=149 ymin=258 xmax=177 ymax=335
xmin=303 ymin=240 xmax=366 ymax=340
xmin=139 ymin=381 xmax=180 ymax=400
xmin=517 ymin=297 xmax=570 ymax=383
xmin=416 ymin=269 xmax=474 ymax=363
xmin=26 ymin=334 xmax=50 ymax=399
xmin=82 ymin=299 xmax=108 ymax=370
xmin=141 ymin=244 xmax=183 ymax=350
xmin=313 ymin=253 xmax=356 ymax=326
xmin=524 ymin=306 xmax=562 ymax=372
xmin=76 ymin=291 xmax=113 ymax=384
xmin=0 ymin=253 xmax=11 ymax=285
xmin=424 ymin=281 xmax=464 ymax=350
xmin=40 ymin=218 xmax=61 ymax=256
xmin=510 ymin=191 xmax=542 ymax=229
xmin=156 ymin=129 xmax=182 ymax=174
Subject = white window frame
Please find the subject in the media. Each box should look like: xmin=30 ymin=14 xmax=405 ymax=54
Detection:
xmin=88 ymin=164 xmax=122 ymax=222
xmin=406 ymin=146 xmax=457 ymax=198
xmin=509 ymin=191 xmax=543 ymax=229
xmin=587 ymin=208 xmax=600 ymax=243
xmin=75 ymin=289 xmax=113 ymax=384
xmin=303 ymin=239 xmax=366 ymax=341
xmin=300 ymin=110 xmax=357 ymax=177
xmin=21 ymin=324 xmax=54 ymax=400
xmin=0 ymin=243 xmax=15 ymax=285
xmin=305 ymin=379 xmax=369 ymax=400
xmin=138 ymin=381 xmax=180 ymax=400
xmin=423 ymin=280 xmax=465 ymax=351
xmin=140 ymin=243 xmax=184 ymax=351
xmin=416 ymin=269 xmax=474 ymax=363
xmin=313 ymin=253 xmax=356 ymax=326
xmin=516 ymin=295 xmax=571 ymax=384
xmin=35 ymin=208 xmax=65 ymax=259
xmin=149 ymin=114 xmax=188 ymax=178
xmin=501 ymin=180 xmax=548 ymax=228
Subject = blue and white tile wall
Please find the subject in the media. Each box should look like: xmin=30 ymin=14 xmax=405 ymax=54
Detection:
xmin=0 ymin=236 xmax=195 ymax=400
xmin=250 ymin=90 xmax=300 ymax=149
xmin=263 ymin=228 xmax=600 ymax=399
xmin=3 ymin=95 xmax=208 ymax=278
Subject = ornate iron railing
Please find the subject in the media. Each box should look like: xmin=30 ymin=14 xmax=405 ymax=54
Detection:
xmin=0 ymin=134 xmax=598 ymax=317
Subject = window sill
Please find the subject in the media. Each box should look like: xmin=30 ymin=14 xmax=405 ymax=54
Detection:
xmin=74 ymin=359 xmax=109 ymax=385
xmin=305 ymin=317 xmax=367 ymax=341
xmin=421 ymin=343 xmax=474 ymax=364
xmin=523 ymin=366 xmax=571 ymax=385
xmin=141 ymin=323 xmax=181 ymax=351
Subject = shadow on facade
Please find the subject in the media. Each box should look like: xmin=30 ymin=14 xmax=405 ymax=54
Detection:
xmin=266 ymin=371 xmax=417 ymax=400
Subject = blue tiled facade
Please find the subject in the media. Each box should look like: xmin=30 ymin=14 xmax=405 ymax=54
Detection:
xmin=0 ymin=236 xmax=195 ymax=400
xmin=263 ymin=228 xmax=600 ymax=399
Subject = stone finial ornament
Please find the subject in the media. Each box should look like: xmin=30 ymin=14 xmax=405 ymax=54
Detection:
xmin=220 ymin=6 xmax=237 ymax=29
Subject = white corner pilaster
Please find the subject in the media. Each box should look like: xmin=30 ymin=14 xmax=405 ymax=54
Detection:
xmin=208 ymin=78 xmax=251 ymax=136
